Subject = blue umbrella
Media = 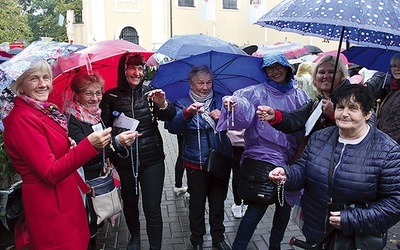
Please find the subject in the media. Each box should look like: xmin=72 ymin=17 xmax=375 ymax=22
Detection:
xmin=150 ymin=51 xmax=266 ymax=102
xmin=256 ymin=0 xmax=400 ymax=93
xmin=256 ymin=0 xmax=400 ymax=51
xmin=342 ymin=46 xmax=396 ymax=73
xmin=156 ymin=34 xmax=246 ymax=60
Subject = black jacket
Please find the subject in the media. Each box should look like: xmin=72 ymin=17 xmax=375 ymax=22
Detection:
xmin=99 ymin=53 xmax=176 ymax=170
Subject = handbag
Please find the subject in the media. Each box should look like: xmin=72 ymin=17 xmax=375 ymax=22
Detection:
xmin=205 ymin=149 xmax=233 ymax=181
xmin=87 ymin=170 xmax=122 ymax=225
xmin=237 ymin=158 xmax=277 ymax=205
xmin=3 ymin=180 xmax=23 ymax=231
xmin=203 ymin=130 xmax=233 ymax=181
xmin=327 ymin=230 xmax=385 ymax=250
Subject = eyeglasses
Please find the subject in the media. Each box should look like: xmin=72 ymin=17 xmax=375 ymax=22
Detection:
xmin=83 ymin=91 xmax=102 ymax=97
xmin=390 ymin=64 xmax=400 ymax=69
xmin=265 ymin=63 xmax=285 ymax=73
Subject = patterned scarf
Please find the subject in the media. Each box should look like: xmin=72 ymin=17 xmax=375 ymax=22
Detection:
xmin=20 ymin=94 xmax=68 ymax=132
xmin=189 ymin=89 xmax=216 ymax=133
xmin=66 ymin=101 xmax=101 ymax=125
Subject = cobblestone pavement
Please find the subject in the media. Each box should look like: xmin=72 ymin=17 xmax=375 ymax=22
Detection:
xmin=1 ymin=122 xmax=400 ymax=250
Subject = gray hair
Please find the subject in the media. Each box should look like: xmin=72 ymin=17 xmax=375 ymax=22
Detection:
xmin=10 ymin=60 xmax=53 ymax=96
xmin=188 ymin=65 xmax=213 ymax=84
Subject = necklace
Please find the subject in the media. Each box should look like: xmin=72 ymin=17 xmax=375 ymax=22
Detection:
xmin=277 ymin=180 xmax=285 ymax=207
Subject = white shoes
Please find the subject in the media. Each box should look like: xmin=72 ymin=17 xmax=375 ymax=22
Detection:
xmin=173 ymin=186 xmax=188 ymax=196
xmin=231 ymin=203 xmax=248 ymax=219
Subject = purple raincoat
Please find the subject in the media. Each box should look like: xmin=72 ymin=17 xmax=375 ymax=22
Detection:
xmin=217 ymin=79 xmax=309 ymax=205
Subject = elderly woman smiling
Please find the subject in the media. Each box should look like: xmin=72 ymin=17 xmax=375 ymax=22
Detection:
xmin=3 ymin=60 xmax=111 ymax=249
xmin=269 ymin=84 xmax=400 ymax=248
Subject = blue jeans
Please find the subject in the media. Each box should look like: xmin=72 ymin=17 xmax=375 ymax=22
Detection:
xmin=232 ymin=200 xmax=291 ymax=250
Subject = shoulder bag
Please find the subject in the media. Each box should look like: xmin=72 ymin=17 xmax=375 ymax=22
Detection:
xmin=203 ymin=130 xmax=233 ymax=181
xmin=86 ymin=170 xmax=122 ymax=225
xmin=237 ymin=158 xmax=277 ymax=205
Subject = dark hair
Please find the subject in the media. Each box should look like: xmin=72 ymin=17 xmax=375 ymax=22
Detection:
xmin=331 ymin=84 xmax=375 ymax=115
xmin=125 ymin=53 xmax=146 ymax=68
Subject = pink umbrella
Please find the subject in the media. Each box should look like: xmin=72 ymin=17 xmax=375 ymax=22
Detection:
xmin=253 ymin=42 xmax=309 ymax=60
xmin=313 ymin=50 xmax=349 ymax=66
xmin=49 ymin=39 xmax=153 ymax=110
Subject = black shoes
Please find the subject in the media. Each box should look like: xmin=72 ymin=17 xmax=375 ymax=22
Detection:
xmin=212 ymin=241 xmax=231 ymax=250
xmin=127 ymin=235 xmax=140 ymax=250
xmin=193 ymin=244 xmax=203 ymax=250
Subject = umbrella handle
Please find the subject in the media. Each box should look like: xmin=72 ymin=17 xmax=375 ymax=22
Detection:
xmin=85 ymin=54 xmax=93 ymax=75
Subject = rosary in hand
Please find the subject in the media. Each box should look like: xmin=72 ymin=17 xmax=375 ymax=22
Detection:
xmin=277 ymin=180 xmax=285 ymax=207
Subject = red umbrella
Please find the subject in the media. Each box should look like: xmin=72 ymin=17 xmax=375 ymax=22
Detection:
xmin=49 ymin=39 xmax=153 ymax=110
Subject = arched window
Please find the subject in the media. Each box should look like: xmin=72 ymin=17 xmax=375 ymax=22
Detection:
xmin=119 ymin=27 xmax=139 ymax=44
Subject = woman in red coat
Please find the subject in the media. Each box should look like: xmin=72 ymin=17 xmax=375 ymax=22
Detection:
xmin=3 ymin=60 xmax=112 ymax=250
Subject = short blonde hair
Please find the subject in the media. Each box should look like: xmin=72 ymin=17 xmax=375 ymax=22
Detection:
xmin=311 ymin=55 xmax=348 ymax=90
xmin=10 ymin=60 xmax=53 ymax=96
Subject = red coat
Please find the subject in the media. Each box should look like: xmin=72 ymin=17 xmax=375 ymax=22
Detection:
xmin=3 ymin=97 xmax=99 ymax=250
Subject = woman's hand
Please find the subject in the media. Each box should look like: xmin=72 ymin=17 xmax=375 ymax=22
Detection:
xmin=256 ymin=106 xmax=276 ymax=122
xmin=147 ymin=89 xmax=167 ymax=108
xmin=269 ymin=167 xmax=287 ymax=184
xmin=209 ymin=109 xmax=221 ymax=120
xmin=329 ymin=211 xmax=341 ymax=229
xmin=87 ymin=127 xmax=112 ymax=149
xmin=116 ymin=131 xmax=141 ymax=147
xmin=68 ymin=137 xmax=77 ymax=149
xmin=186 ymin=102 xmax=205 ymax=116
xmin=222 ymin=96 xmax=236 ymax=110
xmin=321 ymin=99 xmax=334 ymax=117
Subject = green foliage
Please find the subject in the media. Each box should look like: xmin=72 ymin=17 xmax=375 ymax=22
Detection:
xmin=1 ymin=0 xmax=83 ymax=44
xmin=0 ymin=0 xmax=32 ymax=43
xmin=0 ymin=133 xmax=17 ymax=189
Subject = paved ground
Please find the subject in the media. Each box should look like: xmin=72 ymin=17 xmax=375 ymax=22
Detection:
xmin=1 ymin=122 xmax=400 ymax=250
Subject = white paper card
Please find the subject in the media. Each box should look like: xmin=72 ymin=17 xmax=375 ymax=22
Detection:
xmin=92 ymin=123 xmax=103 ymax=132
xmin=305 ymin=100 xmax=323 ymax=136
xmin=113 ymin=113 xmax=140 ymax=131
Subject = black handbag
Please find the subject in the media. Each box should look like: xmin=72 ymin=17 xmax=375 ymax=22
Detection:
xmin=3 ymin=180 xmax=23 ymax=231
xmin=203 ymin=130 xmax=233 ymax=181
xmin=237 ymin=158 xmax=277 ymax=205
xmin=327 ymin=230 xmax=385 ymax=250
xmin=205 ymin=149 xmax=233 ymax=181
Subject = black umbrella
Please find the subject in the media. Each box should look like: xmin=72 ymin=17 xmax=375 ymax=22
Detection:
xmin=304 ymin=45 xmax=323 ymax=55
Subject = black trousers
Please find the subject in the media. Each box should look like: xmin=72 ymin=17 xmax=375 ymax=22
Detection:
xmin=231 ymin=146 xmax=245 ymax=205
xmin=175 ymin=134 xmax=185 ymax=188
xmin=117 ymin=162 xmax=165 ymax=250
xmin=186 ymin=168 xmax=229 ymax=246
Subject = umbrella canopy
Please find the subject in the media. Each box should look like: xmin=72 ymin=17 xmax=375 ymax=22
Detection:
xmin=0 ymin=41 xmax=85 ymax=91
xmin=253 ymin=42 xmax=309 ymax=60
xmin=304 ymin=45 xmax=323 ymax=55
xmin=256 ymin=0 xmax=400 ymax=51
xmin=0 ymin=56 xmax=10 ymax=64
xmin=313 ymin=50 xmax=349 ymax=66
xmin=342 ymin=46 xmax=397 ymax=73
xmin=156 ymin=34 xmax=246 ymax=60
xmin=150 ymin=50 xmax=267 ymax=102
xmin=7 ymin=48 xmax=23 ymax=56
xmin=49 ymin=39 xmax=153 ymax=110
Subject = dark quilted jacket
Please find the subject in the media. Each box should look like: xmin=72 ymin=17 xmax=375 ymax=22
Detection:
xmin=99 ymin=53 xmax=176 ymax=170
xmin=377 ymin=89 xmax=400 ymax=144
xmin=284 ymin=126 xmax=400 ymax=244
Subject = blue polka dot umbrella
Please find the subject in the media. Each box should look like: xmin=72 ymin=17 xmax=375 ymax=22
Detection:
xmin=256 ymin=0 xmax=400 ymax=93
xmin=256 ymin=0 xmax=400 ymax=51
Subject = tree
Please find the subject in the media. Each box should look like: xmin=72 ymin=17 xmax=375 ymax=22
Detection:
xmin=0 ymin=0 xmax=32 ymax=44
xmin=18 ymin=0 xmax=82 ymax=42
